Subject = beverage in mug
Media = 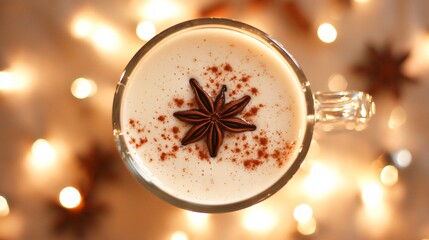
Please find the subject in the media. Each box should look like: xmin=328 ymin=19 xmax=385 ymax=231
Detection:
xmin=112 ymin=18 xmax=374 ymax=212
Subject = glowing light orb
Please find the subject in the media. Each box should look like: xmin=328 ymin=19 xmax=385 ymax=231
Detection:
xmin=0 ymin=70 xmax=27 ymax=92
xmin=170 ymin=231 xmax=188 ymax=240
xmin=317 ymin=23 xmax=337 ymax=43
xmin=242 ymin=207 xmax=276 ymax=232
xmin=328 ymin=74 xmax=348 ymax=91
xmin=140 ymin=0 xmax=183 ymax=22
xmin=354 ymin=0 xmax=369 ymax=3
xmin=392 ymin=149 xmax=412 ymax=168
xmin=136 ymin=21 xmax=157 ymax=41
xmin=185 ymin=211 xmax=209 ymax=229
xmin=59 ymin=187 xmax=82 ymax=209
xmin=90 ymin=25 xmax=119 ymax=51
xmin=388 ymin=106 xmax=407 ymax=129
xmin=31 ymin=139 xmax=56 ymax=170
xmin=303 ymin=162 xmax=339 ymax=199
xmin=358 ymin=179 xmax=390 ymax=228
xmin=71 ymin=77 xmax=97 ymax=99
xmin=71 ymin=17 xmax=94 ymax=38
xmin=0 ymin=71 xmax=15 ymax=91
xmin=360 ymin=181 xmax=383 ymax=209
xmin=293 ymin=204 xmax=313 ymax=223
xmin=380 ymin=165 xmax=398 ymax=186
xmin=0 ymin=196 xmax=10 ymax=217
xmin=297 ymin=218 xmax=317 ymax=235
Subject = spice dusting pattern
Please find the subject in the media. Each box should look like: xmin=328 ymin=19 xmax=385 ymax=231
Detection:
xmin=125 ymin=62 xmax=297 ymax=171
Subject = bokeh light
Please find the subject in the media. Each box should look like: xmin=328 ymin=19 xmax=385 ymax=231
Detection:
xmin=354 ymin=0 xmax=369 ymax=3
xmin=71 ymin=16 xmax=94 ymax=38
xmin=360 ymin=181 xmax=383 ymax=210
xmin=30 ymin=139 xmax=57 ymax=170
xmin=0 ymin=71 xmax=17 ymax=91
xmin=71 ymin=77 xmax=97 ymax=99
xmin=358 ymin=179 xmax=390 ymax=235
xmin=328 ymin=74 xmax=348 ymax=91
xmin=90 ymin=25 xmax=120 ymax=51
xmin=388 ymin=106 xmax=407 ymax=129
xmin=0 ymin=68 xmax=29 ymax=93
xmin=404 ymin=32 xmax=429 ymax=75
xmin=242 ymin=206 xmax=276 ymax=232
xmin=302 ymin=162 xmax=339 ymax=199
xmin=70 ymin=13 xmax=121 ymax=52
xmin=293 ymin=204 xmax=313 ymax=223
xmin=185 ymin=211 xmax=209 ymax=230
xmin=136 ymin=20 xmax=157 ymax=41
xmin=59 ymin=186 xmax=82 ymax=209
xmin=0 ymin=196 xmax=10 ymax=217
xmin=380 ymin=165 xmax=398 ymax=187
xmin=392 ymin=149 xmax=412 ymax=169
xmin=317 ymin=23 xmax=337 ymax=43
xmin=139 ymin=0 xmax=183 ymax=22
xmin=170 ymin=231 xmax=188 ymax=240
xmin=70 ymin=13 xmax=123 ymax=53
xmin=297 ymin=218 xmax=317 ymax=236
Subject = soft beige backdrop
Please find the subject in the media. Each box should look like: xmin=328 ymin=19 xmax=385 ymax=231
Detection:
xmin=1 ymin=0 xmax=428 ymax=239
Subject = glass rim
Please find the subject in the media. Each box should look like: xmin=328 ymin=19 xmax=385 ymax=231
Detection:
xmin=112 ymin=18 xmax=315 ymax=213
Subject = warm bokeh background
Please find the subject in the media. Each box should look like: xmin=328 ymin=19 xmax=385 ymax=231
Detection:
xmin=1 ymin=0 xmax=429 ymax=239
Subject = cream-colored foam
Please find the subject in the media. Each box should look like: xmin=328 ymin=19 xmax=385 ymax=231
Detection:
xmin=120 ymin=26 xmax=307 ymax=205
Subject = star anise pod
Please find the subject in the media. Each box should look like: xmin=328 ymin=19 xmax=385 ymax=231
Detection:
xmin=352 ymin=43 xmax=417 ymax=99
xmin=174 ymin=78 xmax=257 ymax=157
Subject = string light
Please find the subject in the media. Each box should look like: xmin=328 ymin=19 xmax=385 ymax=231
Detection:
xmin=317 ymin=23 xmax=337 ymax=43
xmin=0 ymin=195 xmax=10 ymax=217
xmin=242 ymin=206 xmax=276 ymax=232
xmin=70 ymin=77 xmax=97 ymax=99
xmin=380 ymin=165 xmax=398 ymax=187
xmin=30 ymin=139 xmax=57 ymax=170
xmin=170 ymin=231 xmax=188 ymax=240
xmin=59 ymin=186 xmax=82 ymax=209
xmin=328 ymin=74 xmax=348 ymax=91
xmin=136 ymin=21 xmax=157 ymax=41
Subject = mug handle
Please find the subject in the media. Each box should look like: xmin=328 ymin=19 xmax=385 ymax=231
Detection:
xmin=314 ymin=91 xmax=376 ymax=131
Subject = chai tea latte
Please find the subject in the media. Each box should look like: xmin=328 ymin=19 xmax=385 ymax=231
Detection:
xmin=116 ymin=20 xmax=309 ymax=208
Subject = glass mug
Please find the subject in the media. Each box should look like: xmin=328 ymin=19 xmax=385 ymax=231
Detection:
xmin=112 ymin=18 xmax=375 ymax=213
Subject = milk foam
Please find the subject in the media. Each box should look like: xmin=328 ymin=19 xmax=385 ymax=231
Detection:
xmin=120 ymin=26 xmax=307 ymax=205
